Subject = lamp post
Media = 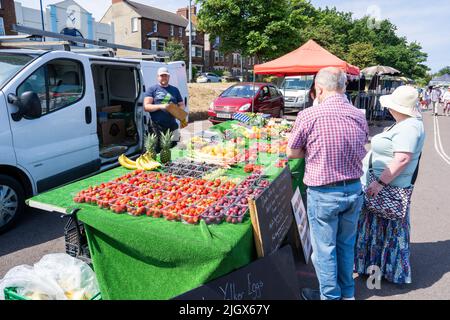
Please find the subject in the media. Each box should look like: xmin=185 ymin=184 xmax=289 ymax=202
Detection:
xmin=188 ymin=0 xmax=192 ymax=83
xmin=39 ymin=0 xmax=45 ymax=41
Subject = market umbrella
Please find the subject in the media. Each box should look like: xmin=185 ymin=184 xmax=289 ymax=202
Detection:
xmin=361 ymin=65 xmax=401 ymax=76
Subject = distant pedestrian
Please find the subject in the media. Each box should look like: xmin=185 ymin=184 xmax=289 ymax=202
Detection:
xmin=287 ymin=67 xmax=369 ymax=300
xmin=354 ymin=86 xmax=426 ymax=285
xmin=423 ymin=87 xmax=431 ymax=110
xmin=443 ymin=87 xmax=450 ymax=116
xmin=431 ymin=86 xmax=442 ymax=116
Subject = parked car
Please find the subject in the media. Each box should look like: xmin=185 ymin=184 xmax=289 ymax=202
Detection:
xmin=280 ymin=76 xmax=314 ymax=110
xmin=0 ymin=49 xmax=188 ymax=234
xmin=208 ymin=83 xmax=284 ymax=123
xmin=196 ymin=73 xmax=222 ymax=83
xmin=221 ymin=75 xmax=241 ymax=83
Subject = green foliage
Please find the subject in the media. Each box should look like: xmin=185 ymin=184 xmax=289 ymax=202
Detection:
xmin=346 ymin=42 xmax=377 ymax=69
xmin=192 ymin=66 xmax=199 ymax=80
xmin=436 ymin=66 xmax=450 ymax=77
xmin=213 ymin=69 xmax=225 ymax=77
xmin=166 ymin=40 xmax=187 ymax=63
xmin=197 ymin=0 xmax=430 ymax=80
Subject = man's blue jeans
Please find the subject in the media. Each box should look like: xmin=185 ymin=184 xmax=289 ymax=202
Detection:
xmin=306 ymin=182 xmax=364 ymax=300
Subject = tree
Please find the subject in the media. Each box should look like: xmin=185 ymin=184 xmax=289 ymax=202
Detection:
xmin=196 ymin=0 xmax=310 ymax=60
xmin=197 ymin=0 xmax=430 ymax=80
xmin=346 ymin=42 xmax=377 ymax=69
xmin=166 ymin=40 xmax=187 ymax=63
xmin=436 ymin=66 xmax=450 ymax=77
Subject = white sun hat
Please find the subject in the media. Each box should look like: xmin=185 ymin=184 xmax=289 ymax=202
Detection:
xmin=380 ymin=85 xmax=421 ymax=118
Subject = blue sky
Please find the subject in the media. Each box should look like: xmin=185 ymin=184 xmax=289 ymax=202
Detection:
xmin=16 ymin=0 xmax=449 ymax=73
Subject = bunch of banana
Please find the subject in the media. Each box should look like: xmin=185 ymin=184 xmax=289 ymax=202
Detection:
xmin=136 ymin=154 xmax=161 ymax=171
xmin=118 ymin=154 xmax=137 ymax=170
xmin=118 ymin=154 xmax=161 ymax=171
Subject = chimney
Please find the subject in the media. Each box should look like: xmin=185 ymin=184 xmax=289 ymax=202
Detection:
xmin=112 ymin=0 xmax=124 ymax=4
xmin=176 ymin=5 xmax=197 ymax=19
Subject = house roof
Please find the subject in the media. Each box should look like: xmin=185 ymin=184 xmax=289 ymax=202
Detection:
xmin=126 ymin=1 xmax=189 ymax=28
xmin=432 ymin=74 xmax=450 ymax=82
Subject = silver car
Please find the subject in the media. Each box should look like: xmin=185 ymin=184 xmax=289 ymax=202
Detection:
xmin=196 ymin=73 xmax=222 ymax=83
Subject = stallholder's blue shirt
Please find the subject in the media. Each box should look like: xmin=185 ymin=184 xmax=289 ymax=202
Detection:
xmin=145 ymin=84 xmax=183 ymax=129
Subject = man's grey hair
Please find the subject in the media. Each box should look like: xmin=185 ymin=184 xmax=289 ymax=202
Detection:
xmin=315 ymin=67 xmax=347 ymax=92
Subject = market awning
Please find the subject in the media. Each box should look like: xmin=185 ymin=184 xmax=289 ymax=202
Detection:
xmin=254 ymin=39 xmax=360 ymax=76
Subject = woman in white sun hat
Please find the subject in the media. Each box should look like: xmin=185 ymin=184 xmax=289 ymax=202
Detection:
xmin=354 ymin=86 xmax=426 ymax=285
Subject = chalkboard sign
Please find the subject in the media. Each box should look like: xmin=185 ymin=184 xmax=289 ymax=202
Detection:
xmin=291 ymin=187 xmax=312 ymax=264
xmin=174 ymin=245 xmax=300 ymax=300
xmin=249 ymin=166 xmax=294 ymax=257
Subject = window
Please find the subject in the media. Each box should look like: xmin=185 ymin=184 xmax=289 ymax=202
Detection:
xmin=150 ymin=39 xmax=157 ymax=51
xmin=220 ymin=52 xmax=224 ymax=62
xmin=131 ymin=17 xmax=138 ymax=33
xmin=170 ymin=25 xmax=174 ymax=37
xmin=196 ymin=47 xmax=202 ymax=58
xmin=269 ymin=86 xmax=278 ymax=97
xmin=17 ymin=59 xmax=84 ymax=115
xmin=214 ymin=50 xmax=219 ymax=63
xmin=98 ymin=39 xmax=107 ymax=43
xmin=260 ymin=86 xmax=270 ymax=98
xmin=157 ymin=40 xmax=165 ymax=52
xmin=153 ymin=21 xmax=158 ymax=33
xmin=233 ymin=53 xmax=238 ymax=65
xmin=179 ymin=27 xmax=183 ymax=37
xmin=0 ymin=17 xmax=5 ymax=36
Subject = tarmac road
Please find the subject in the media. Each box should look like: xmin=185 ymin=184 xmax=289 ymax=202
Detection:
xmin=1 ymin=112 xmax=449 ymax=300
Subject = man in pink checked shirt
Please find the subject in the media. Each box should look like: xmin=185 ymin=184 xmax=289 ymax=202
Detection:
xmin=287 ymin=67 xmax=369 ymax=301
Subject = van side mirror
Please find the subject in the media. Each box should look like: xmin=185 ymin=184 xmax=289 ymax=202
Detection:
xmin=9 ymin=92 xmax=42 ymax=122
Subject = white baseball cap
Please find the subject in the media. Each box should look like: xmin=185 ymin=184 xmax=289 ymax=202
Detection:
xmin=157 ymin=67 xmax=170 ymax=76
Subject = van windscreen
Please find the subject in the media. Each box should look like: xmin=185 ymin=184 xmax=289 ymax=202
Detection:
xmin=0 ymin=54 xmax=36 ymax=88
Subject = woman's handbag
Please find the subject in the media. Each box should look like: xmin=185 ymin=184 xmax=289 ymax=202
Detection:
xmin=364 ymin=152 xmax=421 ymax=220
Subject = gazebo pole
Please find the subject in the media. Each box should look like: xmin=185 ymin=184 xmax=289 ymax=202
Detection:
xmin=252 ymin=70 xmax=256 ymax=113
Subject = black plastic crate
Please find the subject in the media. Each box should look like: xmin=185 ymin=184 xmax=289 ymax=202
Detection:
xmin=64 ymin=212 xmax=92 ymax=265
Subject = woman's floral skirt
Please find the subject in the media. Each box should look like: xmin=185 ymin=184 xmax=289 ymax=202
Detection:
xmin=354 ymin=206 xmax=411 ymax=284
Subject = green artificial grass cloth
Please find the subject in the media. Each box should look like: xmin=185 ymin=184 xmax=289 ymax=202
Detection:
xmin=27 ymin=121 xmax=305 ymax=300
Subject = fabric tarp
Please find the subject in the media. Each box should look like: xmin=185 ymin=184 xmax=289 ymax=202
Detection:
xmin=254 ymin=39 xmax=360 ymax=76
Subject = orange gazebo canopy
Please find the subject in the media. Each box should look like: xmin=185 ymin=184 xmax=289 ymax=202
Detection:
xmin=254 ymin=39 xmax=360 ymax=76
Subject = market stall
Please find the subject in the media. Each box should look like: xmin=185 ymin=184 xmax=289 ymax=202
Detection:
xmin=254 ymin=39 xmax=361 ymax=109
xmin=26 ymin=117 xmax=305 ymax=300
xmin=254 ymin=39 xmax=360 ymax=76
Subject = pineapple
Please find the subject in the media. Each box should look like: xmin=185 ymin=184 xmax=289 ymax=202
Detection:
xmin=160 ymin=130 xmax=173 ymax=164
xmin=145 ymin=133 xmax=158 ymax=160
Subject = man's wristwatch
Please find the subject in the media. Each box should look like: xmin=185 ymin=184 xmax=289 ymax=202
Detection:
xmin=376 ymin=177 xmax=388 ymax=187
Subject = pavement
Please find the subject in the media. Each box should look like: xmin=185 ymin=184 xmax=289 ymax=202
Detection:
xmin=1 ymin=111 xmax=449 ymax=300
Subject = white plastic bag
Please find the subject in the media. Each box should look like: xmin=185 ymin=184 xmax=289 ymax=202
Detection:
xmin=0 ymin=254 xmax=100 ymax=300
xmin=34 ymin=254 xmax=100 ymax=300
xmin=0 ymin=265 xmax=66 ymax=300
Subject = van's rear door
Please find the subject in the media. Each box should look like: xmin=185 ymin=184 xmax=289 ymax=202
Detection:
xmin=5 ymin=51 xmax=99 ymax=193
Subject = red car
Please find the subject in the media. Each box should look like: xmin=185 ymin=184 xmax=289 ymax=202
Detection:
xmin=208 ymin=83 xmax=285 ymax=123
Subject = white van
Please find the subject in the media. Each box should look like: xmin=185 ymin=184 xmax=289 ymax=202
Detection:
xmin=280 ymin=76 xmax=314 ymax=111
xmin=0 ymin=49 xmax=188 ymax=233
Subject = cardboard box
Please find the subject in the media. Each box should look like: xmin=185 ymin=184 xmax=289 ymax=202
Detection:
xmin=166 ymin=103 xmax=188 ymax=122
xmin=100 ymin=119 xmax=126 ymax=145
xmin=101 ymin=105 xmax=122 ymax=113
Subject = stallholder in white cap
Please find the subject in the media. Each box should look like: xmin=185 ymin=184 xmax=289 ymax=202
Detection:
xmin=157 ymin=67 xmax=170 ymax=76
xmin=379 ymin=85 xmax=422 ymax=118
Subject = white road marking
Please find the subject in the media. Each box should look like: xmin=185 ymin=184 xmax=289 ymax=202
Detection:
xmin=433 ymin=116 xmax=450 ymax=165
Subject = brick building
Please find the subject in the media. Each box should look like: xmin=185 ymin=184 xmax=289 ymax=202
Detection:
xmin=101 ymin=0 xmax=204 ymax=70
xmin=0 ymin=0 xmax=17 ymax=35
